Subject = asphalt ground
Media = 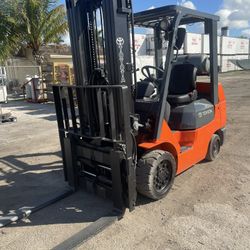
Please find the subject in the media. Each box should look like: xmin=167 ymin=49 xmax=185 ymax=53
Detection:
xmin=0 ymin=71 xmax=249 ymax=249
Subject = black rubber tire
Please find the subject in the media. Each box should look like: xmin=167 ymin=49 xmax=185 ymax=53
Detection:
xmin=206 ymin=134 xmax=221 ymax=161
xmin=136 ymin=150 xmax=176 ymax=200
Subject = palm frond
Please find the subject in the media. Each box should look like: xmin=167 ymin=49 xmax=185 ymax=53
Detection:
xmin=0 ymin=0 xmax=68 ymax=63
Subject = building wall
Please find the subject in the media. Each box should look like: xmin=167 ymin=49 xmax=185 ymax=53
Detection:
xmin=137 ymin=33 xmax=250 ymax=73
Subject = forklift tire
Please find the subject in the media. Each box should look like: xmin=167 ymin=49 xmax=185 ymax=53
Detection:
xmin=206 ymin=134 xmax=221 ymax=162
xmin=136 ymin=150 xmax=176 ymax=200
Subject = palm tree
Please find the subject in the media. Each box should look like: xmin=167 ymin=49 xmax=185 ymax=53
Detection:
xmin=0 ymin=0 xmax=68 ymax=64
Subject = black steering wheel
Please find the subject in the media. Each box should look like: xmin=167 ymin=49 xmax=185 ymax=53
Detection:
xmin=141 ymin=65 xmax=164 ymax=82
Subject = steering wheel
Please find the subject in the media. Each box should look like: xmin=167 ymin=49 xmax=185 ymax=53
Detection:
xmin=141 ymin=65 xmax=164 ymax=82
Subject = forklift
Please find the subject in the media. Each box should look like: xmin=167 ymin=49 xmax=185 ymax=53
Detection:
xmin=53 ymin=1 xmax=227 ymax=214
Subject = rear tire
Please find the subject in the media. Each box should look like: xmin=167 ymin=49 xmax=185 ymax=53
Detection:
xmin=206 ymin=134 xmax=221 ymax=161
xmin=136 ymin=150 xmax=176 ymax=200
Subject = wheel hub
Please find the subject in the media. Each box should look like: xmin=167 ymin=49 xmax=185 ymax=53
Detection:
xmin=154 ymin=161 xmax=171 ymax=192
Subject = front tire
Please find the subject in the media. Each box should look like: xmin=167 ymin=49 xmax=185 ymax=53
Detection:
xmin=136 ymin=150 xmax=176 ymax=200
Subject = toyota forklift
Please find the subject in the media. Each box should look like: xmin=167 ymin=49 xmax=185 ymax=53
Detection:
xmin=53 ymin=1 xmax=226 ymax=215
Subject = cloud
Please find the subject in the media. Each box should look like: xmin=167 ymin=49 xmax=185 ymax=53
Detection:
xmin=216 ymin=0 xmax=250 ymax=29
xmin=178 ymin=0 xmax=196 ymax=10
xmin=148 ymin=6 xmax=155 ymax=10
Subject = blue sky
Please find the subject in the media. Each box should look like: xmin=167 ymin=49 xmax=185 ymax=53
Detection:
xmin=59 ymin=0 xmax=250 ymax=38
xmin=59 ymin=0 xmax=221 ymax=13
xmin=132 ymin=0 xmax=222 ymax=14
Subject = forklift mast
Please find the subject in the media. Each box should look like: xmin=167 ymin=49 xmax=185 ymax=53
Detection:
xmin=66 ymin=0 xmax=135 ymax=91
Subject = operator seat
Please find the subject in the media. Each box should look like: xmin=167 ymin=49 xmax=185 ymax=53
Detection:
xmin=167 ymin=64 xmax=198 ymax=105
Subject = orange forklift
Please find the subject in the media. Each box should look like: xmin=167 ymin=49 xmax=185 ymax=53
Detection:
xmin=53 ymin=1 xmax=227 ymax=212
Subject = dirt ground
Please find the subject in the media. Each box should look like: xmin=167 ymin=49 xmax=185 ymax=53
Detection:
xmin=0 ymin=71 xmax=249 ymax=250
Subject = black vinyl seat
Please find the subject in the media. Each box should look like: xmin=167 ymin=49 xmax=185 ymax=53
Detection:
xmin=168 ymin=64 xmax=198 ymax=105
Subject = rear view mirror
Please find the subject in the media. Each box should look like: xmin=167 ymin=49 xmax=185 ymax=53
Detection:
xmin=160 ymin=19 xmax=171 ymax=32
xmin=175 ymin=28 xmax=186 ymax=50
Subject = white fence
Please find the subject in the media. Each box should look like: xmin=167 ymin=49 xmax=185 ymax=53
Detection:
xmin=5 ymin=65 xmax=41 ymax=83
xmin=4 ymin=64 xmax=41 ymax=92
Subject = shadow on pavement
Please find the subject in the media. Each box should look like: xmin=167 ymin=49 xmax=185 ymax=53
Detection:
xmin=0 ymin=151 xmax=113 ymax=228
xmin=3 ymin=100 xmax=57 ymax=122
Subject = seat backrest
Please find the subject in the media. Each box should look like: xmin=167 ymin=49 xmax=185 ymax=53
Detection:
xmin=174 ymin=54 xmax=210 ymax=75
xmin=169 ymin=64 xmax=197 ymax=95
